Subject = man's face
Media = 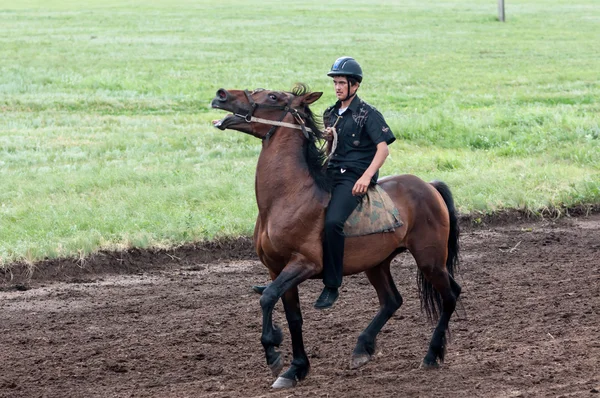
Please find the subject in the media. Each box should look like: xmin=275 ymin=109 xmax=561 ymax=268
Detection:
xmin=333 ymin=77 xmax=351 ymax=101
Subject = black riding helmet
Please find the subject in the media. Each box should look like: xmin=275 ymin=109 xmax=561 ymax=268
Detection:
xmin=327 ymin=57 xmax=362 ymax=101
xmin=327 ymin=56 xmax=363 ymax=83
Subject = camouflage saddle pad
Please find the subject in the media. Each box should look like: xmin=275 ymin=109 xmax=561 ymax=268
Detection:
xmin=343 ymin=184 xmax=403 ymax=237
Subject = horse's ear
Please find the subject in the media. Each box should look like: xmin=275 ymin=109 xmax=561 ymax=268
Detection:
xmin=302 ymin=92 xmax=323 ymax=105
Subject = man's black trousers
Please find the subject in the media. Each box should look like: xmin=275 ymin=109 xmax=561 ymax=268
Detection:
xmin=322 ymin=168 xmax=363 ymax=288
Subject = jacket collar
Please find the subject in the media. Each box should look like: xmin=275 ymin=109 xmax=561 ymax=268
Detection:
xmin=334 ymin=95 xmax=361 ymax=114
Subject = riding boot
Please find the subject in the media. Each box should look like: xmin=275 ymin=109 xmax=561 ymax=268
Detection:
xmin=314 ymin=286 xmax=339 ymax=309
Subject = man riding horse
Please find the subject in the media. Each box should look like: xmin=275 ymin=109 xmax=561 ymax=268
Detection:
xmin=212 ymin=61 xmax=461 ymax=389
xmin=315 ymin=56 xmax=396 ymax=309
xmin=253 ymin=57 xmax=397 ymax=310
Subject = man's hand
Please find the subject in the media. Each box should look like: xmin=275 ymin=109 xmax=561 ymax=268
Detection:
xmin=352 ymin=174 xmax=371 ymax=196
xmin=323 ymin=127 xmax=335 ymax=142
xmin=353 ymin=142 xmax=389 ymax=195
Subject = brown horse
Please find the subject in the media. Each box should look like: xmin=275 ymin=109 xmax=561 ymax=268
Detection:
xmin=211 ymin=84 xmax=461 ymax=389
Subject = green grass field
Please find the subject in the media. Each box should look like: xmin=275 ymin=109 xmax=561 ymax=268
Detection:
xmin=1 ymin=0 xmax=599 ymax=265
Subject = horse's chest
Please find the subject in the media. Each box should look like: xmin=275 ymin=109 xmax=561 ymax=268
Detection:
xmin=258 ymin=221 xmax=293 ymax=252
xmin=255 ymin=228 xmax=290 ymax=271
xmin=255 ymin=218 xmax=311 ymax=265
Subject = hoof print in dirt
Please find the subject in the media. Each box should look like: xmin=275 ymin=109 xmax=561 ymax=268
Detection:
xmin=105 ymin=363 xmax=128 ymax=373
xmin=0 ymin=284 xmax=29 ymax=292
xmin=205 ymin=366 xmax=223 ymax=376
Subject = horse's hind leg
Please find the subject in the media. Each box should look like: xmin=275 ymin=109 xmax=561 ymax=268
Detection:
xmin=351 ymin=257 xmax=403 ymax=369
xmin=415 ymin=251 xmax=462 ymax=368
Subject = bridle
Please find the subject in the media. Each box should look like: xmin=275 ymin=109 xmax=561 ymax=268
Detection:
xmin=232 ymin=89 xmax=314 ymax=142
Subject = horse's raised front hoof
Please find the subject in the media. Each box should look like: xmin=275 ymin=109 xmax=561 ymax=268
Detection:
xmin=271 ymin=376 xmax=297 ymax=389
xmin=268 ymin=353 xmax=284 ymax=377
xmin=252 ymin=285 xmax=267 ymax=295
xmin=350 ymin=353 xmax=372 ymax=369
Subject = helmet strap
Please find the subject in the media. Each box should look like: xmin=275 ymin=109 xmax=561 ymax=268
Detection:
xmin=343 ymin=77 xmax=358 ymax=102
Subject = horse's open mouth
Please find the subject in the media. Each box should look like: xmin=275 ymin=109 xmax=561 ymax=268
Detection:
xmin=211 ymin=93 xmax=248 ymax=130
xmin=212 ymin=113 xmax=246 ymax=130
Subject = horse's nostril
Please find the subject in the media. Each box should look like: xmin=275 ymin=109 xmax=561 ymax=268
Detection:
xmin=216 ymin=88 xmax=228 ymax=101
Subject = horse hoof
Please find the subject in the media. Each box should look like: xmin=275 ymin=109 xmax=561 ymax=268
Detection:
xmin=271 ymin=376 xmax=297 ymax=389
xmin=420 ymin=360 xmax=439 ymax=370
xmin=252 ymin=285 xmax=267 ymax=295
xmin=350 ymin=354 xmax=371 ymax=369
xmin=269 ymin=354 xmax=284 ymax=377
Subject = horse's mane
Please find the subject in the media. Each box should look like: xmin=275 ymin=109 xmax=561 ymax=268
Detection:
xmin=290 ymin=83 xmax=332 ymax=193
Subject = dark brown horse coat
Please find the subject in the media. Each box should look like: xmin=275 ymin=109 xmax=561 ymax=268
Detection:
xmin=212 ymin=85 xmax=461 ymax=389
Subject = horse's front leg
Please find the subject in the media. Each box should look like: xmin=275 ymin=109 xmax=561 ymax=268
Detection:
xmin=259 ymin=255 xmax=317 ymax=383
xmin=271 ymin=286 xmax=309 ymax=389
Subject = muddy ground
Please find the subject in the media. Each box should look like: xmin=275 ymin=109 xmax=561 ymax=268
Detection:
xmin=1 ymin=214 xmax=599 ymax=398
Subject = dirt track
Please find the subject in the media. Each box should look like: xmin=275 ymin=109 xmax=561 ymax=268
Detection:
xmin=1 ymin=214 xmax=599 ymax=397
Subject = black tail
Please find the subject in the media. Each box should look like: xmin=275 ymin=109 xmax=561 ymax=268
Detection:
xmin=418 ymin=180 xmax=460 ymax=321
xmin=432 ymin=180 xmax=460 ymax=277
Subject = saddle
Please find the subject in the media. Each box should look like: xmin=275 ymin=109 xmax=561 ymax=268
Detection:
xmin=343 ymin=184 xmax=403 ymax=237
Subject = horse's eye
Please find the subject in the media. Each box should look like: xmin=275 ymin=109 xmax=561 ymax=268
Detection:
xmin=268 ymin=94 xmax=277 ymax=101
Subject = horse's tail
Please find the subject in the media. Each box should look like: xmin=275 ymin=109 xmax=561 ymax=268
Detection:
xmin=418 ymin=180 xmax=460 ymax=321
xmin=432 ymin=180 xmax=460 ymax=277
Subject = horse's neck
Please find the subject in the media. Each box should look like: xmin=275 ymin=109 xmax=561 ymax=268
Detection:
xmin=254 ymin=131 xmax=325 ymax=214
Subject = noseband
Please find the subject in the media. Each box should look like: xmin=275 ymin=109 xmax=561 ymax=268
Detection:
xmin=233 ymin=90 xmax=313 ymax=142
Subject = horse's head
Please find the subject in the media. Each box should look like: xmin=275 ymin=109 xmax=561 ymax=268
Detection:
xmin=211 ymin=85 xmax=322 ymax=140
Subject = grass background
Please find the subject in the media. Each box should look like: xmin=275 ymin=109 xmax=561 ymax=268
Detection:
xmin=1 ymin=0 xmax=599 ymax=265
